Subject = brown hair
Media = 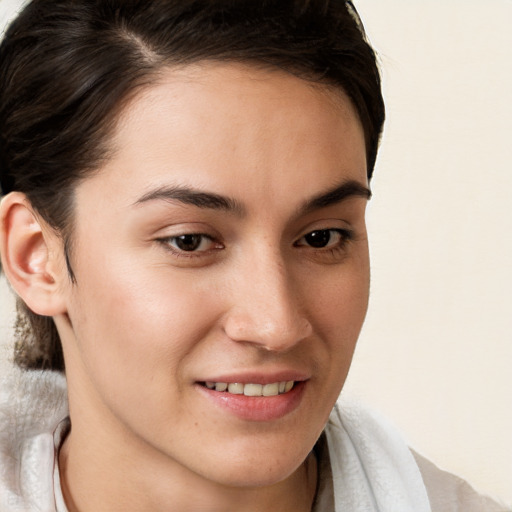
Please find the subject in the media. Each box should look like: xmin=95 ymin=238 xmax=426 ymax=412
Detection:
xmin=0 ymin=0 xmax=385 ymax=371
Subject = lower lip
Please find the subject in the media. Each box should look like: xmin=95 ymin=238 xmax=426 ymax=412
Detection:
xmin=196 ymin=381 xmax=306 ymax=422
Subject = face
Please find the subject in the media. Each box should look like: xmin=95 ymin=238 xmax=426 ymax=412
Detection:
xmin=57 ymin=63 xmax=370 ymax=487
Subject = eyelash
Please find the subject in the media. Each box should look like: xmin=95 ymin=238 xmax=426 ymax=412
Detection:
xmin=157 ymin=228 xmax=354 ymax=260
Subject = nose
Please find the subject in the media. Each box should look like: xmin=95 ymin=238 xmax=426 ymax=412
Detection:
xmin=222 ymin=249 xmax=313 ymax=352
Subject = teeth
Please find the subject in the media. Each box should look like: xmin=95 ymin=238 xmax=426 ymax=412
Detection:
xmin=204 ymin=380 xmax=295 ymax=396
xmin=244 ymin=383 xmax=263 ymax=396
xmin=228 ymin=383 xmax=244 ymax=394
xmin=262 ymin=382 xmax=279 ymax=396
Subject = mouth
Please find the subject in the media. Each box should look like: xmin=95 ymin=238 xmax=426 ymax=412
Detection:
xmin=197 ymin=379 xmax=306 ymax=421
xmin=200 ymin=381 xmax=295 ymax=397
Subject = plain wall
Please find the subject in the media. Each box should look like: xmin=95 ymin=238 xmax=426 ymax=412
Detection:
xmin=1 ymin=0 xmax=511 ymax=506
xmin=344 ymin=0 xmax=512 ymax=505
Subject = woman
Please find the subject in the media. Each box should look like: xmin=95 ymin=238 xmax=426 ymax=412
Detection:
xmin=0 ymin=1 xmax=506 ymax=511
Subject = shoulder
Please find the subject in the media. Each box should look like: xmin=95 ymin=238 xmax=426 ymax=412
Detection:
xmin=412 ymin=450 xmax=510 ymax=512
xmin=324 ymin=401 xmax=509 ymax=512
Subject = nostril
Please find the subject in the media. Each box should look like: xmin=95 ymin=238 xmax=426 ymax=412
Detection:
xmin=223 ymin=310 xmax=312 ymax=352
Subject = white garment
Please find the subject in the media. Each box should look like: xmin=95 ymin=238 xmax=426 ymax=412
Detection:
xmin=323 ymin=401 xmax=431 ymax=511
xmin=0 ymin=367 xmax=508 ymax=512
xmin=0 ymin=368 xmax=67 ymax=512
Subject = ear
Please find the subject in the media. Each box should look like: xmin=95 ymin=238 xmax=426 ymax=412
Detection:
xmin=0 ymin=192 xmax=68 ymax=316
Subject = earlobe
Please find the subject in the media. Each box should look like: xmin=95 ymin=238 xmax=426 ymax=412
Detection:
xmin=0 ymin=192 xmax=68 ymax=316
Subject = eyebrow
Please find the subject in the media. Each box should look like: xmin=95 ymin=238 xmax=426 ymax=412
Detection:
xmin=298 ymin=179 xmax=372 ymax=215
xmin=134 ymin=179 xmax=371 ymax=216
xmin=134 ymin=185 xmax=245 ymax=216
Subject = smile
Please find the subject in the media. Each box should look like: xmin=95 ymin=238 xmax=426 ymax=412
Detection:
xmin=202 ymin=381 xmax=295 ymax=396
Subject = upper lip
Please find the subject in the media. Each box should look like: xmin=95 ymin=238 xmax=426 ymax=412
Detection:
xmin=197 ymin=370 xmax=310 ymax=385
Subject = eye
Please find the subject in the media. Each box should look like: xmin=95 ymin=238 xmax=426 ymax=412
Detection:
xmin=162 ymin=234 xmax=220 ymax=253
xmin=295 ymin=229 xmax=352 ymax=249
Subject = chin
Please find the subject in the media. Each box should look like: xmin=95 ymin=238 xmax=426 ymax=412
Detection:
xmin=207 ymin=458 xmax=305 ymax=489
xmin=189 ymin=434 xmax=315 ymax=489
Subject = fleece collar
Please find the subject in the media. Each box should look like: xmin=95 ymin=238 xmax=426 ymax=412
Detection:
xmin=0 ymin=367 xmax=68 ymax=511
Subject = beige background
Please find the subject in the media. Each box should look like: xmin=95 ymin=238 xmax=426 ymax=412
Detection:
xmin=1 ymin=0 xmax=511 ymax=506
xmin=345 ymin=0 xmax=512 ymax=505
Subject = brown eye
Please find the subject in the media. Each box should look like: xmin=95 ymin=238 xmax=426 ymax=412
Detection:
xmin=174 ymin=234 xmax=203 ymax=251
xmin=165 ymin=234 xmax=217 ymax=252
xmin=304 ymin=230 xmax=332 ymax=248
xmin=297 ymin=229 xmax=351 ymax=249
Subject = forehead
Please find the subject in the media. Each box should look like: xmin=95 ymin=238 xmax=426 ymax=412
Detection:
xmin=75 ymin=62 xmax=367 ymax=215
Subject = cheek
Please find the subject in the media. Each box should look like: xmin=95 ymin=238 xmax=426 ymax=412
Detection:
xmin=65 ymin=266 xmax=227 ymax=446
xmin=309 ymin=255 xmax=370 ymax=336
xmin=304 ymin=252 xmax=370 ymax=395
xmin=300 ymin=249 xmax=370 ymax=422
xmin=67 ymin=257 xmax=222 ymax=398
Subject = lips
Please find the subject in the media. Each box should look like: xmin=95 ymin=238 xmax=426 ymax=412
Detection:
xmin=202 ymin=381 xmax=295 ymax=396
xmin=197 ymin=377 xmax=307 ymax=421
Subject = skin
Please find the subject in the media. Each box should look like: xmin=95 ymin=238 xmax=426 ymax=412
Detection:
xmin=1 ymin=63 xmax=370 ymax=511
